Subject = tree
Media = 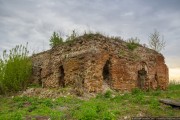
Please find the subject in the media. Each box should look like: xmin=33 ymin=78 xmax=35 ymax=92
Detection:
xmin=148 ymin=29 xmax=165 ymax=52
xmin=49 ymin=32 xmax=63 ymax=47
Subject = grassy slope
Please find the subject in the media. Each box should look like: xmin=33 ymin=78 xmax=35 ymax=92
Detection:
xmin=0 ymin=84 xmax=179 ymax=120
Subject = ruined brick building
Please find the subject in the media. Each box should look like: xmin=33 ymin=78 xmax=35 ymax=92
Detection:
xmin=31 ymin=34 xmax=169 ymax=93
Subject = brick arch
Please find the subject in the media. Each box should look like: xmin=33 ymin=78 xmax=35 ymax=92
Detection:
xmin=138 ymin=61 xmax=148 ymax=73
xmin=137 ymin=61 xmax=148 ymax=89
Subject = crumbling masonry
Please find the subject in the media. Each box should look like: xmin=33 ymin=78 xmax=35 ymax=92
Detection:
xmin=31 ymin=34 xmax=169 ymax=93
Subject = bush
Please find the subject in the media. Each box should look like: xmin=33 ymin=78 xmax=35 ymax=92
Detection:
xmin=0 ymin=58 xmax=5 ymax=93
xmin=49 ymin=32 xmax=63 ymax=47
xmin=0 ymin=44 xmax=32 ymax=94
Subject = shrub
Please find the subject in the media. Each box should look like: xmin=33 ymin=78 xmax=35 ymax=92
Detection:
xmin=49 ymin=32 xmax=63 ymax=47
xmin=0 ymin=60 xmax=6 ymax=94
xmin=0 ymin=44 xmax=32 ymax=94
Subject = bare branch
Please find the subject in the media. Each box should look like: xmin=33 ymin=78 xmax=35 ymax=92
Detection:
xmin=148 ymin=29 xmax=165 ymax=52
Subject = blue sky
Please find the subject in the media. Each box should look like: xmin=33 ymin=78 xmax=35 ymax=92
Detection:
xmin=0 ymin=0 xmax=180 ymax=81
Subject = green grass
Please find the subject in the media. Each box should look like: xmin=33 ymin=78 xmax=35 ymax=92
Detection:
xmin=0 ymin=84 xmax=180 ymax=120
xmin=126 ymin=42 xmax=139 ymax=51
xmin=126 ymin=37 xmax=140 ymax=51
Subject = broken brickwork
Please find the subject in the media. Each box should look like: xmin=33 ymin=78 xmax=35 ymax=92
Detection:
xmin=31 ymin=34 xmax=169 ymax=93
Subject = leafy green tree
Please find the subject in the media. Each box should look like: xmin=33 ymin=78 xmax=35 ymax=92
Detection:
xmin=49 ymin=32 xmax=63 ymax=47
xmin=148 ymin=29 xmax=165 ymax=52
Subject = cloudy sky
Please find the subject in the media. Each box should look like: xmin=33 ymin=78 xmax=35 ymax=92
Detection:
xmin=0 ymin=0 xmax=180 ymax=81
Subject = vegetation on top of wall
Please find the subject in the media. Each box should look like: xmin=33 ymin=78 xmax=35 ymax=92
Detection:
xmin=127 ymin=37 xmax=140 ymax=44
xmin=49 ymin=30 xmax=126 ymax=47
xmin=49 ymin=32 xmax=63 ymax=48
xmin=49 ymin=30 xmax=167 ymax=54
xmin=118 ymin=49 xmax=126 ymax=58
xmin=110 ymin=36 xmax=123 ymax=42
xmin=49 ymin=30 xmax=80 ymax=47
xmin=83 ymin=32 xmax=101 ymax=39
xmin=0 ymin=44 xmax=32 ymax=94
xmin=66 ymin=30 xmax=78 ymax=42
xmin=126 ymin=37 xmax=140 ymax=51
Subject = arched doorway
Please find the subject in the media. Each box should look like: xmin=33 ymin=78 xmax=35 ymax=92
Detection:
xmin=102 ymin=60 xmax=111 ymax=84
xmin=59 ymin=65 xmax=65 ymax=87
xmin=137 ymin=62 xmax=148 ymax=89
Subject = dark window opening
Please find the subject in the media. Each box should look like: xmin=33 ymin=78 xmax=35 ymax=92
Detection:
xmin=103 ymin=60 xmax=111 ymax=83
xmin=155 ymin=73 xmax=158 ymax=82
xmin=155 ymin=73 xmax=159 ymax=87
xmin=59 ymin=66 xmax=65 ymax=87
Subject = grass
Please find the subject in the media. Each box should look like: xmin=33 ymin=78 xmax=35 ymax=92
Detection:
xmin=126 ymin=37 xmax=140 ymax=51
xmin=126 ymin=42 xmax=139 ymax=51
xmin=0 ymin=84 xmax=179 ymax=120
xmin=119 ymin=50 xmax=126 ymax=57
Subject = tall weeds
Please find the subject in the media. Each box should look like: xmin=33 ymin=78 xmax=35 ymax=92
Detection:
xmin=0 ymin=44 xmax=32 ymax=94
